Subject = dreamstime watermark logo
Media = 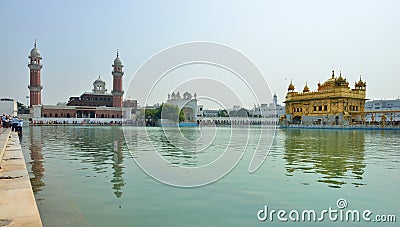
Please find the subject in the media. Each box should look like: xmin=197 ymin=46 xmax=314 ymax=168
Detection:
xmin=257 ymin=198 xmax=397 ymax=223
xmin=123 ymin=42 xmax=276 ymax=187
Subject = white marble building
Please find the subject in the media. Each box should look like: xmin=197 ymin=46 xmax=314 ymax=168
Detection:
xmin=166 ymin=91 xmax=198 ymax=122
xmin=364 ymin=98 xmax=400 ymax=122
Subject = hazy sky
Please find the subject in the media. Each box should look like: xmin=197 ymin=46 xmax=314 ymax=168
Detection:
xmin=1 ymin=0 xmax=399 ymax=109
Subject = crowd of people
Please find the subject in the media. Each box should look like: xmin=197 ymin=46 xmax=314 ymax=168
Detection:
xmin=1 ymin=114 xmax=23 ymax=134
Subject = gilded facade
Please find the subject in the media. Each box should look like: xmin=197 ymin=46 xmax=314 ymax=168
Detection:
xmin=283 ymin=70 xmax=366 ymax=125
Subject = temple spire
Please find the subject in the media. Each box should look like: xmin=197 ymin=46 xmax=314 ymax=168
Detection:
xmin=303 ymin=81 xmax=310 ymax=92
xmin=288 ymin=79 xmax=295 ymax=91
xmin=34 ymin=39 xmax=37 ymax=48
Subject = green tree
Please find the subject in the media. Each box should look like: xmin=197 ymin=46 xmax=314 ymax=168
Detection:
xmin=159 ymin=103 xmax=185 ymax=122
xmin=218 ymin=109 xmax=229 ymax=117
xmin=229 ymin=110 xmax=238 ymax=117
xmin=144 ymin=103 xmax=186 ymax=125
xmin=144 ymin=108 xmax=157 ymax=119
xmin=237 ymin=108 xmax=249 ymax=117
xmin=179 ymin=109 xmax=185 ymax=122
xmin=17 ymin=102 xmax=30 ymax=114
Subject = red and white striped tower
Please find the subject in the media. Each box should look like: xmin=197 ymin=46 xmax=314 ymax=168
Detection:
xmin=111 ymin=50 xmax=124 ymax=107
xmin=28 ymin=40 xmax=43 ymax=107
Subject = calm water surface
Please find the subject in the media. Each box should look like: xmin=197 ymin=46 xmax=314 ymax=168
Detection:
xmin=21 ymin=126 xmax=400 ymax=226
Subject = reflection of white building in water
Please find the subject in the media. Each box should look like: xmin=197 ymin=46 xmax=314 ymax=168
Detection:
xmin=253 ymin=94 xmax=285 ymax=119
xmin=166 ymin=91 xmax=198 ymax=122
xmin=364 ymin=99 xmax=400 ymax=122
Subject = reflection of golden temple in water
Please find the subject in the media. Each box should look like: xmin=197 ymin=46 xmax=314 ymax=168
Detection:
xmin=284 ymin=129 xmax=365 ymax=188
xmin=29 ymin=126 xmax=45 ymax=194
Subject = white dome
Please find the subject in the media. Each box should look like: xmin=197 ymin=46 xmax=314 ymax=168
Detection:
xmin=94 ymin=75 xmax=105 ymax=84
xmin=30 ymin=47 xmax=41 ymax=58
xmin=114 ymin=57 xmax=122 ymax=66
xmin=93 ymin=75 xmax=107 ymax=94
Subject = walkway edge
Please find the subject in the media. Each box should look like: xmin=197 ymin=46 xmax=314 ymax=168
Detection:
xmin=0 ymin=128 xmax=11 ymax=168
xmin=0 ymin=131 xmax=43 ymax=226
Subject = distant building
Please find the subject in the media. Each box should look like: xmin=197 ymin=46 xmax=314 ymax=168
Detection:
xmin=0 ymin=98 xmax=17 ymax=116
xmin=34 ymin=105 xmax=123 ymax=119
xmin=203 ymin=109 xmax=219 ymax=117
xmin=228 ymin=105 xmax=241 ymax=112
xmin=365 ymin=99 xmax=400 ymax=111
xmin=123 ymin=99 xmax=138 ymax=115
xmin=229 ymin=108 xmax=249 ymax=117
xmin=196 ymin=105 xmax=203 ymax=117
xmin=252 ymin=94 xmax=285 ymax=119
xmin=364 ymin=99 xmax=400 ymax=122
xmin=166 ymin=91 xmax=198 ymax=122
xmin=283 ymin=70 xmax=366 ymax=125
xmin=67 ymin=76 xmax=113 ymax=107
xmin=28 ymin=42 xmax=128 ymax=123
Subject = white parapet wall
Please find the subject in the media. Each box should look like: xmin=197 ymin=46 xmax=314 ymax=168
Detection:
xmin=197 ymin=116 xmax=279 ymax=125
xmin=0 ymin=99 xmax=17 ymax=116
xmin=31 ymin=117 xmax=124 ymax=124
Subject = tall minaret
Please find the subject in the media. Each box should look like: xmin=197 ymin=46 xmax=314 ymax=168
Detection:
xmin=112 ymin=50 xmax=124 ymax=107
xmin=28 ymin=40 xmax=43 ymax=107
xmin=273 ymin=93 xmax=278 ymax=108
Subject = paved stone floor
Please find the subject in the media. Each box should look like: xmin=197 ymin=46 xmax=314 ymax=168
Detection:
xmin=0 ymin=130 xmax=42 ymax=227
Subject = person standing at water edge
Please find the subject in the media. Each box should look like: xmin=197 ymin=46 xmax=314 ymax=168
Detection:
xmin=17 ymin=119 xmax=23 ymax=133
xmin=17 ymin=119 xmax=23 ymax=140
xmin=1 ymin=115 xmax=6 ymax=128
xmin=12 ymin=116 xmax=19 ymax=131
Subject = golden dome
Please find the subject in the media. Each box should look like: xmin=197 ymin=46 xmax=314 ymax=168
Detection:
xmin=355 ymin=75 xmax=366 ymax=88
xmin=334 ymin=71 xmax=349 ymax=86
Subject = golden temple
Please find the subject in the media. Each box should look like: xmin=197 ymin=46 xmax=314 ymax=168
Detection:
xmin=283 ymin=70 xmax=366 ymax=125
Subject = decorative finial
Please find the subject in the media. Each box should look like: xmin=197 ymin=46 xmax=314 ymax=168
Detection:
xmin=331 ymin=69 xmax=335 ymax=78
xmin=34 ymin=39 xmax=37 ymax=48
xmin=116 ymin=49 xmax=119 ymax=58
xmin=303 ymin=81 xmax=310 ymax=92
xmin=288 ymin=79 xmax=295 ymax=91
